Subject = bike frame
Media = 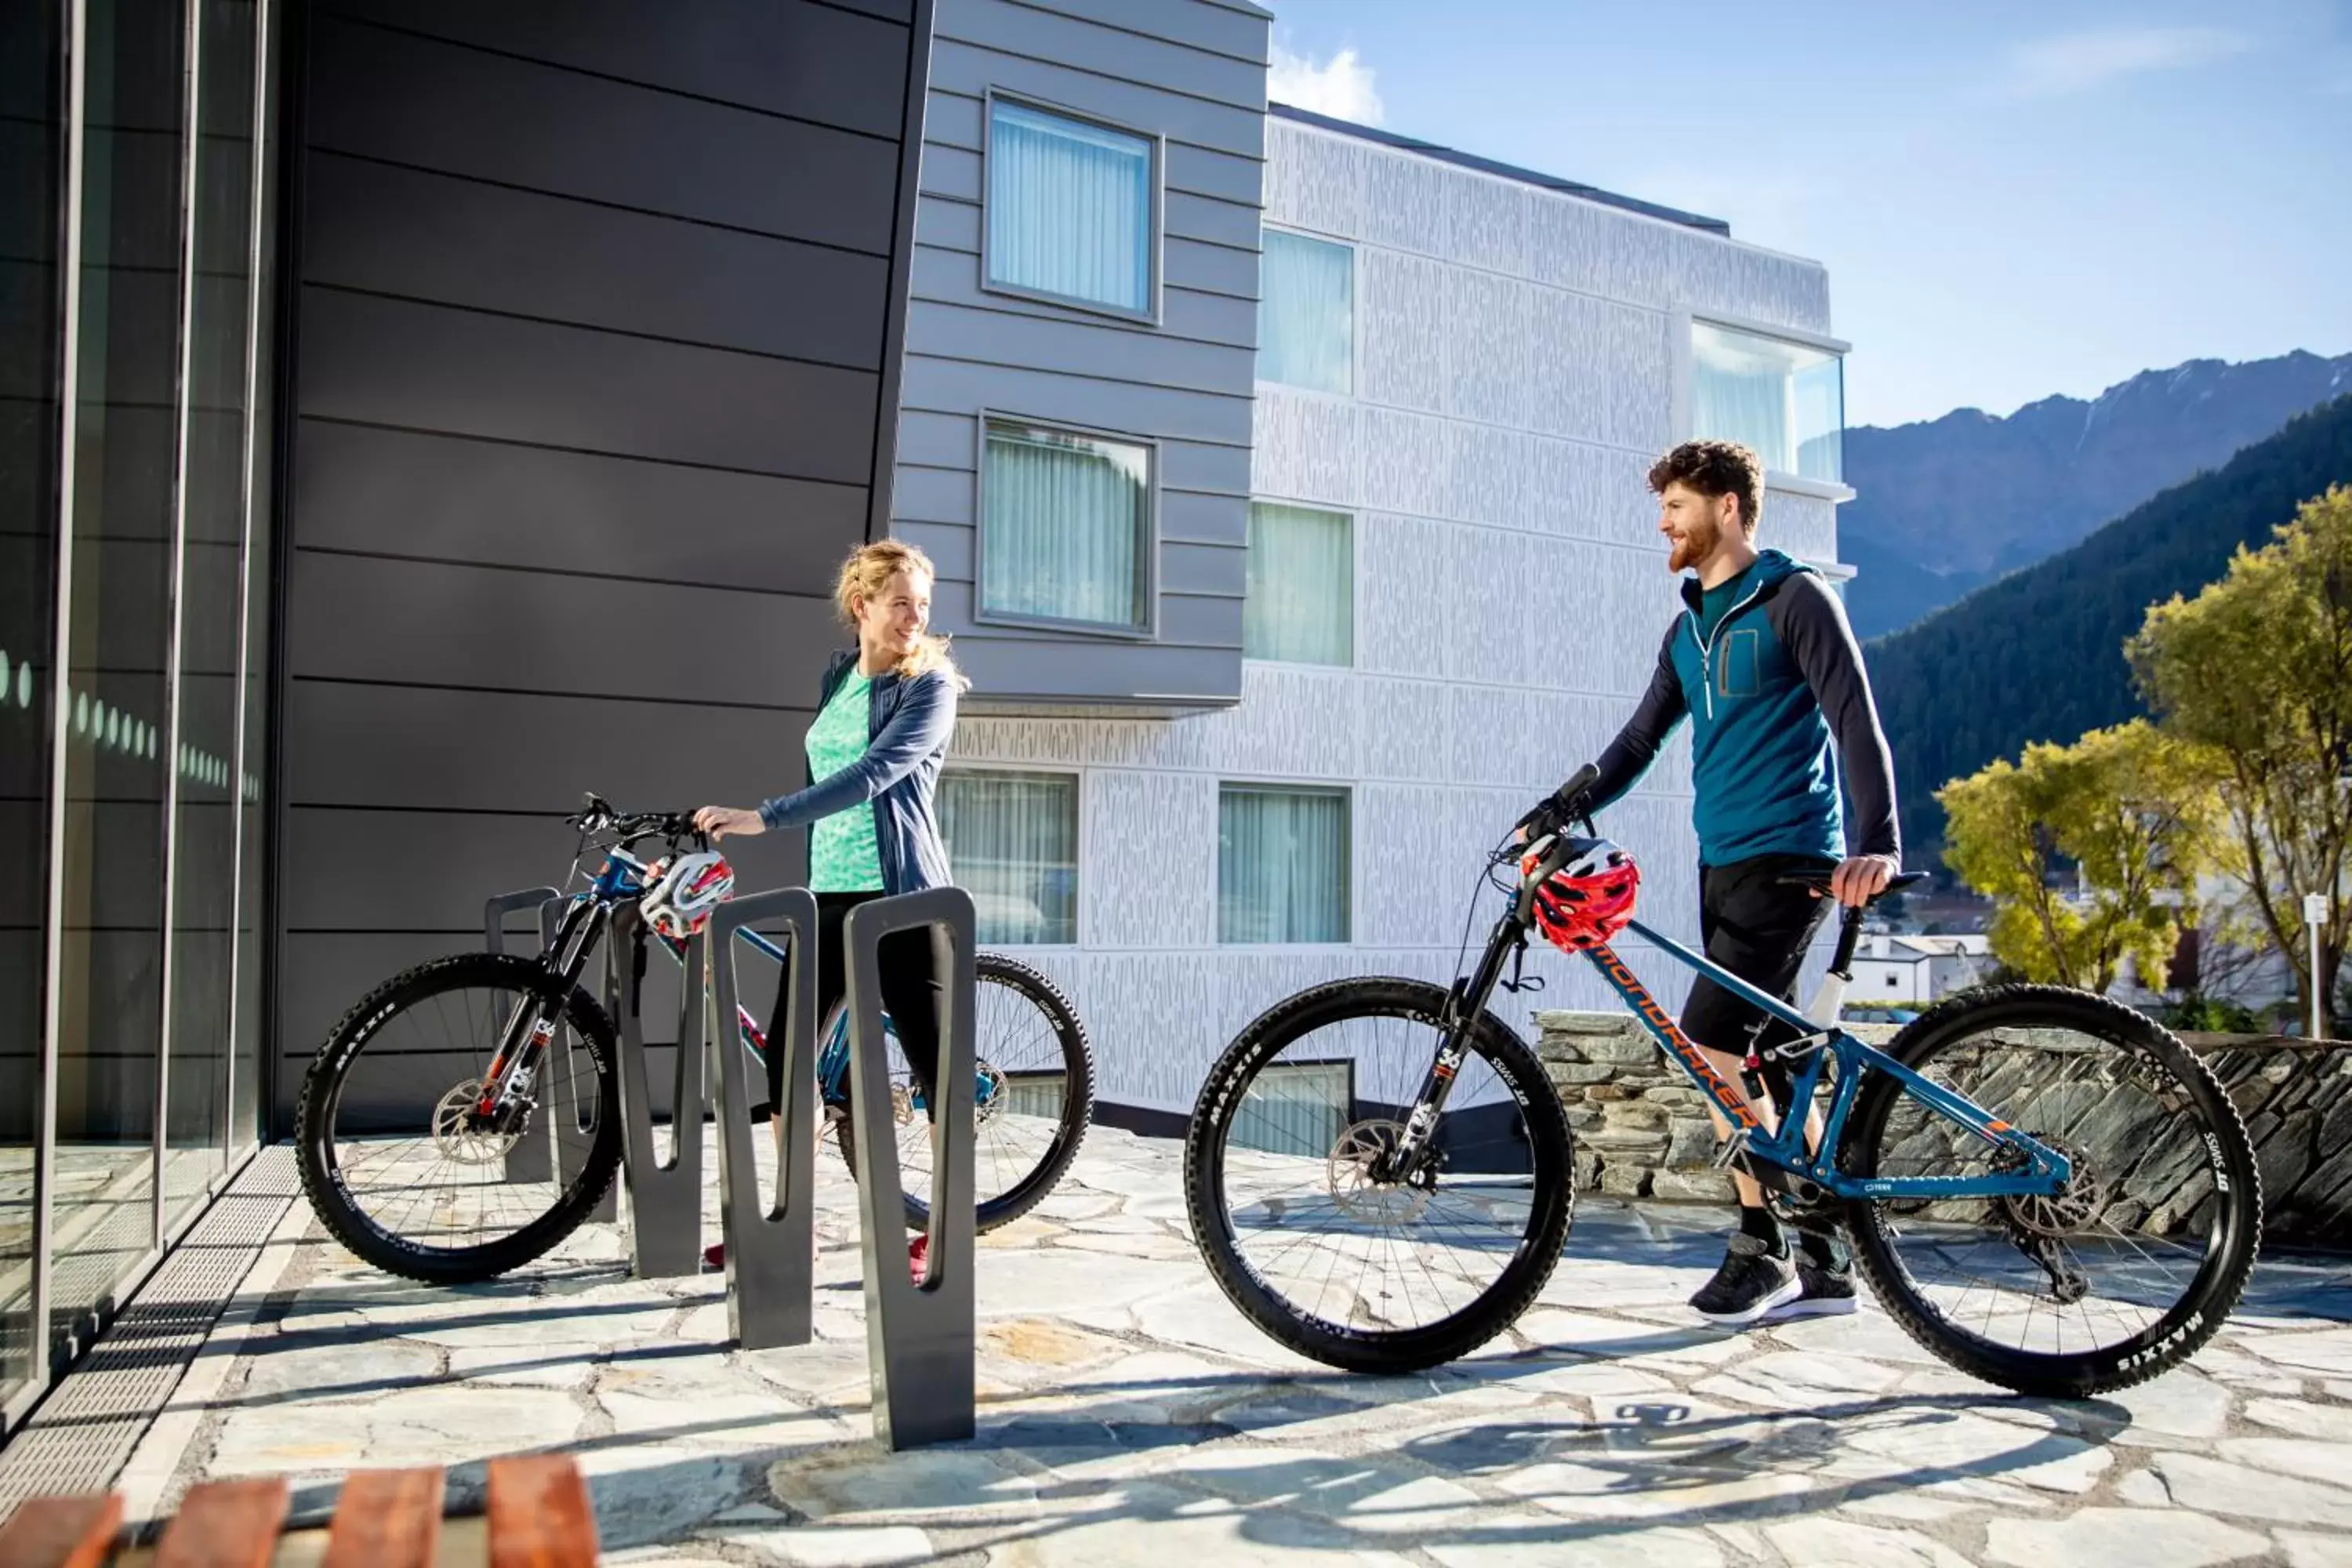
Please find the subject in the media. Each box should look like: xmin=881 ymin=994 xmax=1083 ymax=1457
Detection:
xmin=1587 ymin=917 xmax=2074 ymax=1202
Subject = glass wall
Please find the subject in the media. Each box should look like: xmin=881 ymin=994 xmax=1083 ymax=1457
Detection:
xmin=1690 ymin=320 xmax=1844 ymax=484
xmin=3 ymin=0 xmax=278 ymax=1428
xmin=0 ymin=0 xmax=70 ymax=1422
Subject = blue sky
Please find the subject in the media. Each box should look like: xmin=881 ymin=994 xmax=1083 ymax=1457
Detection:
xmin=1262 ymin=1 xmax=2352 ymax=429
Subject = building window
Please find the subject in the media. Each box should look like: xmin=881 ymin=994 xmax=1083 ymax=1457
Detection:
xmin=1219 ymin=786 xmax=1349 ymax=944
xmin=938 ymin=768 xmax=1079 ymax=945
xmin=1245 ymin=503 xmax=1352 ymax=666
xmin=981 ymin=418 xmax=1152 ymax=633
xmin=1690 ymin=321 xmax=1844 ymax=483
xmin=985 ymin=96 xmax=1155 ymax=318
xmin=1229 ymin=1060 xmax=1352 ymax=1157
xmin=1258 ymin=229 xmax=1353 ymax=394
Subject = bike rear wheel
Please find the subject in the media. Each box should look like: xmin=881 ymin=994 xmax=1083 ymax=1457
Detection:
xmin=1842 ymin=984 xmax=2261 ymax=1396
xmin=1185 ymin=977 xmax=1574 ymax=1374
xmin=829 ymin=952 xmax=1095 ymax=1234
xmin=296 ymin=952 xmax=622 ymax=1284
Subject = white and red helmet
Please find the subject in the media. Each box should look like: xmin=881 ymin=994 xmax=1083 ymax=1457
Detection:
xmin=642 ymin=851 xmax=735 ymax=939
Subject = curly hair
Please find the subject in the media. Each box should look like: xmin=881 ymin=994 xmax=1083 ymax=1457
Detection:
xmin=835 ymin=539 xmax=970 ymax=691
xmin=1647 ymin=439 xmax=1764 ymax=539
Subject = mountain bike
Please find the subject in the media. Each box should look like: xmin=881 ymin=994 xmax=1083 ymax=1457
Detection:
xmin=1183 ymin=766 xmax=2263 ymax=1396
xmin=296 ymin=795 xmax=1094 ymax=1284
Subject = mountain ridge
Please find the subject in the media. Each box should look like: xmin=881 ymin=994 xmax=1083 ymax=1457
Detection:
xmin=1841 ymin=348 xmax=2352 ymax=640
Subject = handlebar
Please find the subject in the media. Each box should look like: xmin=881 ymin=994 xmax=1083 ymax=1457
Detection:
xmin=565 ymin=792 xmax=706 ymax=852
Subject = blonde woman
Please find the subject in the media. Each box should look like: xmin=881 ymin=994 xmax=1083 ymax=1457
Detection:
xmin=693 ymin=540 xmax=969 ymax=1277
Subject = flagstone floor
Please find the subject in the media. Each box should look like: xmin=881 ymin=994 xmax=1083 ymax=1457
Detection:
xmin=114 ymin=1125 xmax=2352 ymax=1566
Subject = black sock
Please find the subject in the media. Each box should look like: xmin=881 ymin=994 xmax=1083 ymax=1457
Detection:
xmin=1738 ymin=1203 xmax=1788 ymax=1258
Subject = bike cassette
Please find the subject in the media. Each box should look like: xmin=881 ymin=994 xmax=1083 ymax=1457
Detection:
xmin=431 ymin=1079 xmax=524 ymax=1164
xmin=1994 ymin=1135 xmax=2099 ymax=1302
xmin=1326 ymin=1119 xmax=1435 ymax=1224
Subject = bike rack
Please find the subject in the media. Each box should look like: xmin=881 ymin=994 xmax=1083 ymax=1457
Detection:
xmin=843 ymin=888 xmax=978 ymax=1450
xmin=705 ymin=890 xmax=820 ymax=1350
xmin=607 ymin=903 xmax=706 ymax=1279
xmin=485 ymin=887 xmax=614 ymax=1221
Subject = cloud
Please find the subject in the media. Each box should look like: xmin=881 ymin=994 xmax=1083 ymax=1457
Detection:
xmin=1269 ymin=41 xmax=1385 ymax=125
xmin=2007 ymin=26 xmax=2254 ymax=96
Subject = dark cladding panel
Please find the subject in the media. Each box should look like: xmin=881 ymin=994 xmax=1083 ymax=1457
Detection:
xmin=320 ymin=0 xmax=909 ymax=136
xmin=296 ymin=288 xmax=878 ymax=481
xmin=305 ymin=16 xmax=898 ymax=252
xmin=285 ymin=552 xmax=846 ymax=707
xmin=283 ymin=681 xmax=815 ymax=815
xmin=289 ymin=422 xmax=864 ymax=597
xmin=303 ymin=156 xmax=891 ymax=369
xmin=274 ymin=0 xmax=933 ymax=1119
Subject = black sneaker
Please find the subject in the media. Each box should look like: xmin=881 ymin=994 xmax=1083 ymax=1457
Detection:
xmin=1770 ymin=1229 xmax=1858 ymax=1320
xmin=1689 ymin=1232 xmax=1802 ymax=1326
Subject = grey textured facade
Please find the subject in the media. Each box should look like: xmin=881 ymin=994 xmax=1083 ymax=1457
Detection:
xmin=926 ymin=103 xmax=1853 ymax=1126
xmin=894 ymin=0 xmax=1269 ymax=711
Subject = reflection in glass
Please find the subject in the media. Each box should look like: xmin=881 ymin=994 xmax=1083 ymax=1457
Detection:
xmin=0 ymin=0 xmax=68 ymax=1408
xmin=50 ymin=0 xmax=188 ymax=1344
xmin=1690 ymin=321 xmax=1845 ymax=483
xmin=164 ymin=0 xmax=260 ymax=1226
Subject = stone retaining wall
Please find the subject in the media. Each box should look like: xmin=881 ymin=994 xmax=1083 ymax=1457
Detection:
xmin=1533 ymin=1009 xmax=2352 ymax=1249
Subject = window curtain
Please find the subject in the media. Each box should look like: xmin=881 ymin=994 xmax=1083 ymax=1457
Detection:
xmin=1792 ymin=356 xmax=1844 ymax=481
xmin=1258 ymin=229 xmax=1352 ymax=394
xmin=988 ymin=100 xmax=1151 ymax=313
xmin=940 ymin=769 xmax=1078 ymax=945
xmin=1230 ymin=1062 xmax=1351 ymax=1158
xmin=1690 ymin=323 xmax=1792 ymax=472
xmin=983 ymin=423 xmax=1148 ymax=629
xmin=1219 ymin=787 xmax=1348 ymax=944
xmin=1245 ymin=503 xmax=1352 ymax=665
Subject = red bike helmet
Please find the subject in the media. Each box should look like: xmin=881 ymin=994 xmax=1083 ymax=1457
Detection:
xmin=1522 ymin=837 xmax=1640 ymax=952
xmin=642 ymin=851 xmax=735 ymax=939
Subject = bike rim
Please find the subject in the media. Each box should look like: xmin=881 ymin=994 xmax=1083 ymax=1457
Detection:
xmin=826 ymin=968 xmax=1081 ymax=1214
xmin=1210 ymin=1004 xmax=1547 ymax=1341
xmin=319 ymin=978 xmax=608 ymax=1262
xmin=1858 ymin=1021 xmax=2241 ymax=1364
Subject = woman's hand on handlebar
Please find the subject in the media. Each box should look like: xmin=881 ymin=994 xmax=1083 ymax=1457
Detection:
xmin=691 ymin=805 xmax=766 ymax=841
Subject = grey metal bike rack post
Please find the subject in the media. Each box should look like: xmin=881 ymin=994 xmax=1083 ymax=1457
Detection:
xmin=485 ymin=887 xmax=615 ymax=1221
xmin=843 ymin=887 xmax=978 ymax=1450
xmin=706 ymin=889 xmax=820 ymax=1350
xmin=608 ymin=903 xmax=706 ymax=1278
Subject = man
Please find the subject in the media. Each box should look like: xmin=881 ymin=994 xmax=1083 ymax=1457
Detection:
xmin=1525 ymin=438 xmax=1901 ymax=1326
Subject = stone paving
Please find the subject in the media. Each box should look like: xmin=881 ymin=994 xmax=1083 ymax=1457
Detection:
xmin=116 ymin=1125 xmax=2352 ymax=1566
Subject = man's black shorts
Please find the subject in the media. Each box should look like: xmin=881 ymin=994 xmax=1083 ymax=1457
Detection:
xmin=1679 ymin=853 xmax=1838 ymax=1103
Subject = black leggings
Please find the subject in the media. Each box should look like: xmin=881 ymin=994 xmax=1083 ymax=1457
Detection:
xmin=758 ymin=891 xmax=942 ymax=1118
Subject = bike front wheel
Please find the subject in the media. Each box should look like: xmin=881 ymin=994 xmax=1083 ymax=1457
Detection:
xmin=296 ymin=952 xmax=623 ymax=1284
xmin=1841 ymin=984 xmax=2262 ymax=1397
xmin=1185 ymin=977 xmax=1574 ymax=1374
xmin=829 ymin=952 xmax=1095 ymax=1234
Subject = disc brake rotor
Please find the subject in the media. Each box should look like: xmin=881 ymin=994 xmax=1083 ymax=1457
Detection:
xmin=1998 ymin=1135 xmax=2104 ymax=1238
xmin=1327 ymin=1119 xmax=1432 ymax=1224
xmin=430 ymin=1080 xmax=522 ymax=1164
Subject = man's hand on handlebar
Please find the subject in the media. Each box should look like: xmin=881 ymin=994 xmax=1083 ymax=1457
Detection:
xmin=1824 ymin=852 xmax=1899 ymax=908
xmin=691 ymin=805 xmax=766 ymax=842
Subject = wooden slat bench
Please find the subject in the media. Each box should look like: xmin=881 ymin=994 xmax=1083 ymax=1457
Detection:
xmin=0 ymin=1455 xmax=597 ymax=1568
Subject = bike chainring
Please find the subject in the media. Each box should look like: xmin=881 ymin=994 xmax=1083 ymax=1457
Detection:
xmin=1326 ymin=1119 xmax=1436 ymax=1225
xmin=431 ymin=1079 xmax=524 ymax=1165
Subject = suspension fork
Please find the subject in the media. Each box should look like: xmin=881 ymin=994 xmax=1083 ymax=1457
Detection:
xmin=1378 ymin=915 xmax=1525 ymax=1180
xmin=478 ymin=898 xmax=611 ymax=1119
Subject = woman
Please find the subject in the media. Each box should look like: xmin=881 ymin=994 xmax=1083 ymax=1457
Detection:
xmin=693 ymin=539 xmax=968 ymax=1277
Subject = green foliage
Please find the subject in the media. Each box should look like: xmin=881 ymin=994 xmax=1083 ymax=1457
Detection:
xmin=1937 ymin=720 xmax=2222 ymax=991
xmin=2158 ymin=993 xmax=2263 ymax=1033
xmin=2129 ymin=484 xmax=2352 ymax=1013
xmin=1871 ymin=394 xmax=2352 ymax=854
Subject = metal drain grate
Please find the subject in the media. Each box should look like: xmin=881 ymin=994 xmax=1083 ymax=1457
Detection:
xmin=0 ymin=1148 xmax=297 ymax=1512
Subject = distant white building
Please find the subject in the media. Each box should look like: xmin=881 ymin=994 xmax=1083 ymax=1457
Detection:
xmin=1849 ymin=934 xmax=1991 ymax=1005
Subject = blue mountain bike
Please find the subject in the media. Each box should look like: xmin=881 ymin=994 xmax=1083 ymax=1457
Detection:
xmin=297 ymin=796 xmax=1093 ymax=1283
xmin=1184 ymin=767 xmax=2262 ymax=1396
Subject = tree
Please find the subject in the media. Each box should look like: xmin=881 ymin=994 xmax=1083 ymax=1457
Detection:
xmin=1937 ymin=720 xmax=2223 ymax=991
xmin=2130 ymin=486 xmax=2352 ymax=1018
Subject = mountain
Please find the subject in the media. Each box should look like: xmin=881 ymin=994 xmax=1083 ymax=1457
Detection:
xmin=1842 ymin=350 xmax=2352 ymax=640
xmin=1869 ymin=393 xmax=2352 ymax=855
